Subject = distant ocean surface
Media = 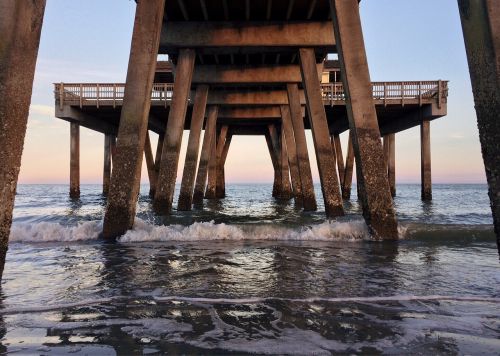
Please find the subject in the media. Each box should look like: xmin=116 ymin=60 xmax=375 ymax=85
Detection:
xmin=2 ymin=183 xmax=499 ymax=354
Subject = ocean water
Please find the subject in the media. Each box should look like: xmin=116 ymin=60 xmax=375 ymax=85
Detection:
xmin=2 ymin=184 xmax=499 ymax=354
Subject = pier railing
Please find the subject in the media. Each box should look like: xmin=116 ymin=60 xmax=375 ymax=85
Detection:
xmin=55 ymin=81 xmax=448 ymax=109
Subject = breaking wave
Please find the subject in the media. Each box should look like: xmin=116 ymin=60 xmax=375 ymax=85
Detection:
xmin=9 ymin=219 xmax=378 ymax=243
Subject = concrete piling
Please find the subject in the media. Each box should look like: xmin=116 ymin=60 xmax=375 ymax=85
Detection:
xmin=218 ymin=133 xmax=232 ymax=199
xmin=103 ymin=134 xmax=113 ymax=196
xmin=178 ymin=85 xmax=209 ymax=211
xmin=383 ymin=134 xmax=396 ymax=198
xmin=265 ymin=129 xmax=281 ymax=198
xmin=299 ymin=48 xmax=344 ymax=217
xmin=69 ymin=123 xmax=80 ymax=199
xmin=154 ymin=48 xmax=196 ymax=214
xmin=215 ymin=125 xmax=229 ymax=199
xmin=268 ymin=124 xmax=284 ymax=198
xmin=193 ymin=106 xmax=218 ymax=204
xmin=342 ymin=135 xmax=355 ymax=200
xmin=330 ymin=0 xmax=398 ymax=239
xmin=151 ymin=134 xmax=164 ymax=198
xmin=281 ymin=105 xmax=303 ymax=204
xmin=287 ymin=84 xmax=317 ymax=211
xmin=458 ymin=0 xmax=500 ymax=251
xmin=420 ymin=121 xmax=432 ymax=201
xmin=144 ymin=132 xmax=157 ymax=198
xmin=205 ymin=125 xmax=218 ymax=199
xmin=280 ymin=128 xmax=293 ymax=199
xmin=0 ymin=0 xmax=46 ymax=279
xmin=102 ymin=0 xmax=165 ymax=239
xmin=332 ymin=135 xmax=345 ymax=186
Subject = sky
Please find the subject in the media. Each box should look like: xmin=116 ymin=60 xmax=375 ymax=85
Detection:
xmin=19 ymin=0 xmax=486 ymax=185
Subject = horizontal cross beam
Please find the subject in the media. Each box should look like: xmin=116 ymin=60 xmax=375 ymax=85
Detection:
xmin=217 ymin=106 xmax=305 ymax=119
xmin=189 ymin=64 xmax=323 ymax=84
xmin=203 ymin=89 xmax=306 ymax=106
xmin=160 ymin=21 xmax=336 ymax=53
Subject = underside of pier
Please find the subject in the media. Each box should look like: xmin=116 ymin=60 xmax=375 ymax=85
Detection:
xmin=51 ymin=0 xmax=452 ymax=241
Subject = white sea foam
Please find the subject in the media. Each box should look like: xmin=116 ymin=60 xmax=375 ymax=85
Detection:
xmin=9 ymin=219 xmax=377 ymax=243
xmin=118 ymin=219 xmax=371 ymax=242
xmin=9 ymin=220 xmax=102 ymax=242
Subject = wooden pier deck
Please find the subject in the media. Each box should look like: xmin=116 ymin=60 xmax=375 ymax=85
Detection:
xmin=54 ymin=78 xmax=448 ymax=136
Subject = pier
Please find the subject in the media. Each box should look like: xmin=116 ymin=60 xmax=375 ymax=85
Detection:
xmin=0 ymin=0 xmax=499 ymax=279
xmin=54 ymin=74 xmax=448 ymax=207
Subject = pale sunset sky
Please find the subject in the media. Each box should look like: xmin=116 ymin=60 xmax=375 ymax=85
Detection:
xmin=19 ymin=0 xmax=486 ymax=185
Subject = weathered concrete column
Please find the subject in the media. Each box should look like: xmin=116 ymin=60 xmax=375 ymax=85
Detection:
xmin=281 ymin=105 xmax=303 ymax=204
xmin=384 ymin=134 xmax=396 ymax=198
xmin=205 ymin=125 xmax=218 ymax=199
xmin=103 ymin=134 xmax=113 ymax=196
xmin=151 ymin=133 xmax=163 ymax=197
xmin=342 ymin=134 xmax=355 ymax=200
xmin=178 ymin=85 xmax=209 ymax=211
xmin=69 ymin=123 xmax=80 ymax=199
xmin=287 ymin=84 xmax=317 ymax=211
xmin=144 ymin=132 xmax=157 ymax=198
xmin=330 ymin=0 xmax=398 ymax=239
xmin=218 ymin=133 xmax=232 ymax=198
xmin=458 ymin=0 xmax=500 ymax=251
xmin=268 ymin=124 xmax=284 ymax=198
xmin=102 ymin=0 xmax=165 ymax=239
xmin=0 ymin=0 xmax=46 ymax=278
xmin=280 ymin=128 xmax=293 ymax=199
xmin=332 ymin=135 xmax=345 ymax=186
xmin=265 ymin=130 xmax=281 ymax=197
xmin=193 ymin=106 xmax=218 ymax=204
xmin=215 ymin=125 xmax=229 ymax=198
xmin=299 ymin=48 xmax=344 ymax=217
xmin=154 ymin=49 xmax=196 ymax=214
xmin=420 ymin=120 xmax=432 ymax=201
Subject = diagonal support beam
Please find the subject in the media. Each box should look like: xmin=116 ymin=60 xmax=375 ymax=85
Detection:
xmin=178 ymin=85 xmax=209 ymax=211
xmin=144 ymin=131 xmax=157 ymax=198
xmin=287 ymin=83 xmax=317 ymax=211
xmin=342 ymin=132 xmax=355 ymax=200
xmin=330 ymin=0 xmax=398 ymax=239
xmin=281 ymin=105 xmax=303 ymax=204
xmin=103 ymin=0 xmax=165 ymax=239
xmin=154 ymin=49 xmax=196 ymax=214
xmin=299 ymin=48 xmax=344 ymax=217
xmin=193 ymin=106 xmax=218 ymax=204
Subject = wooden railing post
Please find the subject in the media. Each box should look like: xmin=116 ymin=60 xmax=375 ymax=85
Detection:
xmin=401 ymin=82 xmax=404 ymax=107
xmin=96 ymin=83 xmax=100 ymax=109
xmin=419 ymin=81 xmax=422 ymax=106
xmin=438 ymin=79 xmax=442 ymax=109
xmin=79 ymin=84 xmax=83 ymax=108
xmin=59 ymin=82 xmax=64 ymax=110
xmin=383 ymin=82 xmax=387 ymax=107
xmin=113 ymin=84 xmax=116 ymax=108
